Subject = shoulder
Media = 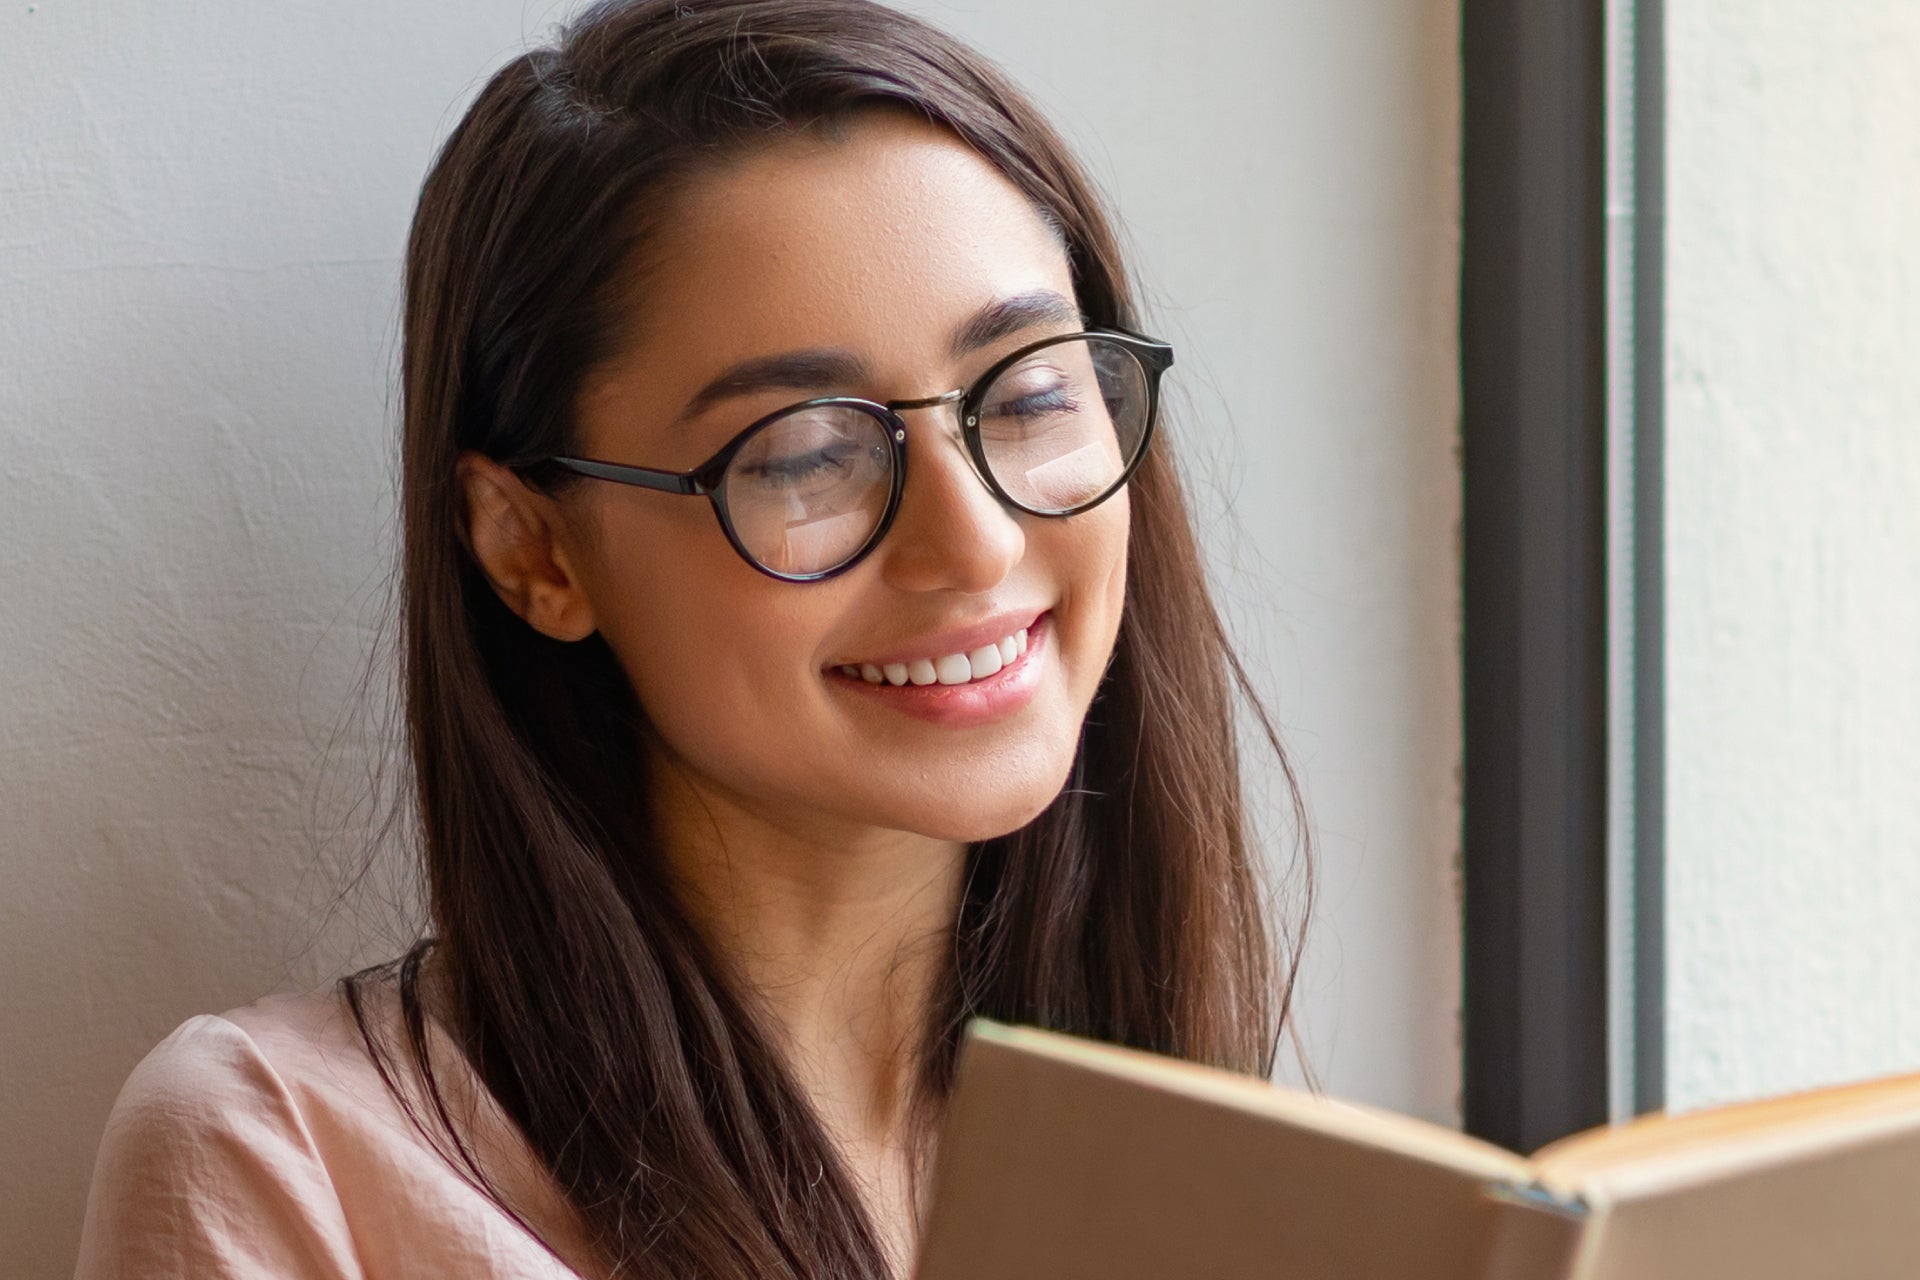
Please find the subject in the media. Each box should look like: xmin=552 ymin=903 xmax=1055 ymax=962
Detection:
xmin=98 ymin=989 xmax=381 ymax=1149
xmin=78 ymin=984 xmax=600 ymax=1279
xmin=75 ymin=991 xmax=373 ymax=1277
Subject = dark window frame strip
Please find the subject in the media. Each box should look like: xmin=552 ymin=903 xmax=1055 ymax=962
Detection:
xmin=1629 ymin=0 xmax=1665 ymax=1122
xmin=1461 ymin=0 xmax=1650 ymax=1153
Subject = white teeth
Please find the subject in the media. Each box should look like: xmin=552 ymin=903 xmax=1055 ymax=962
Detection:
xmin=851 ymin=622 xmax=1037 ymax=689
xmin=934 ymin=653 xmax=972 ymax=685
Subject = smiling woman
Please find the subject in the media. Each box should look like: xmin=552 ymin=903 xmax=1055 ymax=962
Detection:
xmin=71 ymin=2 xmax=1309 ymax=1277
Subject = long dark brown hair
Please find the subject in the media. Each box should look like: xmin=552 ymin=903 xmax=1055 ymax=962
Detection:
xmin=344 ymin=1 xmax=1312 ymax=1275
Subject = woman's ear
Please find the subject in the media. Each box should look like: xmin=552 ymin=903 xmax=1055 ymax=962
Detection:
xmin=454 ymin=452 xmax=598 ymax=642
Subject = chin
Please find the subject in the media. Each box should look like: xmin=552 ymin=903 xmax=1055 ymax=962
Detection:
xmin=901 ymin=756 xmax=1079 ymax=844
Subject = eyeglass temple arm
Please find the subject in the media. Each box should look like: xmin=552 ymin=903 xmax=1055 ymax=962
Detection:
xmin=547 ymin=456 xmax=707 ymax=495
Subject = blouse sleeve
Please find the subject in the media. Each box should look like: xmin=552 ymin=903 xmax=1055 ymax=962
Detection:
xmin=73 ymin=1014 xmax=366 ymax=1279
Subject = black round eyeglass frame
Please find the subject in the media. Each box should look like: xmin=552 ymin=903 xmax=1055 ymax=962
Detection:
xmin=508 ymin=327 xmax=1174 ymax=583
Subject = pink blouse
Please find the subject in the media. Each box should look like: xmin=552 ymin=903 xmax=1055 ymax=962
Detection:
xmin=74 ymin=985 xmax=603 ymax=1278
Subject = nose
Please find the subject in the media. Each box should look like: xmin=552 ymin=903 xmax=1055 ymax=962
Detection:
xmin=877 ymin=400 xmax=1025 ymax=595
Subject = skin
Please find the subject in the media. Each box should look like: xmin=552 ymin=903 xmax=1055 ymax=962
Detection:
xmin=456 ymin=110 xmax=1129 ymax=1274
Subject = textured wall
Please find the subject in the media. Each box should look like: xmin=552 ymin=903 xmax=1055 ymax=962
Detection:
xmin=0 ymin=2 xmax=1462 ymax=1273
xmin=1665 ymin=1 xmax=1920 ymax=1112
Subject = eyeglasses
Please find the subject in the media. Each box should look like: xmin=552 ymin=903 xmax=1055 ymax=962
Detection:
xmin=512 ymin=328 xmax=1173 ymax=582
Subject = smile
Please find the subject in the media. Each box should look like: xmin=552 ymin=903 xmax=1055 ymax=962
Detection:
xmin=836 ymin=624 xmax=1031 ymax=687
xmin=824 ymin=613 xmax=1051 ymax=728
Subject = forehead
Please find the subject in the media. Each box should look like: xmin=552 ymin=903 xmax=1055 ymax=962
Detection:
xmin=605 ymin=112 xmax=1075 ymax=386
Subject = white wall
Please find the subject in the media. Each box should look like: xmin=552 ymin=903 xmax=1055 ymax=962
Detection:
xmin=1665 ymin=1 xmax=1920 ymax=1112
xmin=0 ymin=2 xmax=1462 ymax=1273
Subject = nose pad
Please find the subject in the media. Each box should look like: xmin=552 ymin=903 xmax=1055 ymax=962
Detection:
xmin=880 ymin=395 xmax=1024 ymax=590
xmin=892 ymin=391 xmax=998 ymax=494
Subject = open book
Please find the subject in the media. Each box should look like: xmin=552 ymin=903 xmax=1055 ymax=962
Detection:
xmin=914 ymin=1020 xmax=1920 ymax=1279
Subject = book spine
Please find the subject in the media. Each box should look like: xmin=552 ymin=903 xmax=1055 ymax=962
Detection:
xmin=1478 ymin=1183 xmax=1592 ymax=1280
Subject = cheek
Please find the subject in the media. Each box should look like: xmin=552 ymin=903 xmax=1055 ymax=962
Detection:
xmin=1099 ymin=491 xmax=1131 ymax=613
xmin=1047 ymin=490 xmax=1131 ymax=698
xmin=576 ymin=498 xmax=825 ymax=751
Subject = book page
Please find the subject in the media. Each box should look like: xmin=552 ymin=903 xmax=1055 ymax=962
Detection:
xmin=1531 ymin=1069 xmax=1920 ymax=1195
xmin=916 ymin=1022 xmax=1559 ymax=1280
xmin=1527 ymin=1071 xmax=1920 ymax=1280
xmin=966 ymin=1021 xmax=1532 ymax=1183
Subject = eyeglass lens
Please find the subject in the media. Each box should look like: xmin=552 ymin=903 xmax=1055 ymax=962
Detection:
xmin=722 ymin=405 xmax=896 ymax=577
xmin=716 ymin=336 xmax=1152 ymax=578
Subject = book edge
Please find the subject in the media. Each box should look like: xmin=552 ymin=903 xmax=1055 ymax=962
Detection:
xmin=961 ymin=1019 xmax=1534 ymax=1186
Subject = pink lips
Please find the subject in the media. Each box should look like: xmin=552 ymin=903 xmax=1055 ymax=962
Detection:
xmin=829 ymin=612 xmax=1050 ymax=727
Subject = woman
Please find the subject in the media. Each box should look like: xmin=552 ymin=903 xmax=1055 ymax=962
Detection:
xmin=74 ymin=0 xmax=1308 ymax=1275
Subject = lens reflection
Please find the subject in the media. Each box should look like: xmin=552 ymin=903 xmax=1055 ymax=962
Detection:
xmin=975 ymin=337 xmax=1148 ymax=514
xmin=721 ymin=404 xmax=893 ymax=576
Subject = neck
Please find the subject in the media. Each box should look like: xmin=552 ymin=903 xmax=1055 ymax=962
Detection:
xmin=649 ymin=756 xmax=967 ymax=1148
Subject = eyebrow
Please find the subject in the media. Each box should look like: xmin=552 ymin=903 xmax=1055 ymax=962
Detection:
xmin=671 ymin=288 xmax=1085 ymax=426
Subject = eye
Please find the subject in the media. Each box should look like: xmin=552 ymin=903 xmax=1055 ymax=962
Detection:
xmin=738 ymin=439 xmax=871 ymax=484
xmin=728 ymin=412 xmax=894 ymax=507
xmin=990 ymin=388 xmax=1076 ymax=414
xmin=980 ymin=369 xmax=1082 ymax=430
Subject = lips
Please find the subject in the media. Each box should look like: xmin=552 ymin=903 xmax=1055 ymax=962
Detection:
xmin=837 ymin=622 xmax=1031 ymax=687
xmin=827 ymin=613 xmax=1050 ymax=727
xmin=826 ymin=608 xmax=1049 ymax=679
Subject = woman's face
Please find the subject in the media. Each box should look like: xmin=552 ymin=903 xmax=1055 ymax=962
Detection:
xmin=558 ymin=112 xmax=1129 ymax=844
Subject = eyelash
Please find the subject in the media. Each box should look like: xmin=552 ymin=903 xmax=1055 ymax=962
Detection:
xmin=988 ymin=388 xmax=1076 ymax=413
xmin=738 ymin=439 xmax=872 ymax=484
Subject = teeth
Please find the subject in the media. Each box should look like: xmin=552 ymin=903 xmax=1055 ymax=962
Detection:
xmin=845 ymin=623 xmax=1037 ymax=689
xmin=967 ymin=643 xmax=1003 ymax=680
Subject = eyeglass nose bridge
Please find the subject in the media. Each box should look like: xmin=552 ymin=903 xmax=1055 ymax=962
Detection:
xmin=877 ymin=387 xmax=998 ymax=492
xmin=884 ymin=387 xmax=966 ymax=413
